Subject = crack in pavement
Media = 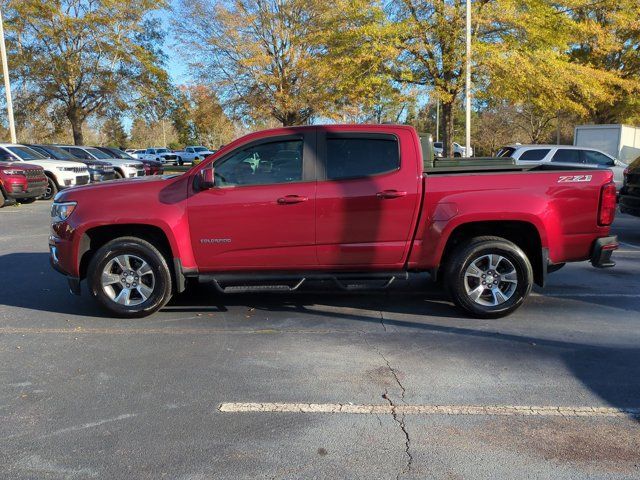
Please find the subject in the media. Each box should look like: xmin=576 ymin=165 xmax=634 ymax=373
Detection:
xmin=364 ymin=332 xmax=413 ymax=479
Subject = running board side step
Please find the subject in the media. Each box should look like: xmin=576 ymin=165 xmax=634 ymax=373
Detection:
xmin=199 ymin=272 xmax=408 ymax=294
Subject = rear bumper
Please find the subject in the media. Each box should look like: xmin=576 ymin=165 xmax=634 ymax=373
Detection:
xmin=591 ymin=236 xmax=618 ymax=269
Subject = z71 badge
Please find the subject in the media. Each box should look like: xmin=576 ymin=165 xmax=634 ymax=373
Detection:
xmin=558 ymin=175 xmax=593 ymax=183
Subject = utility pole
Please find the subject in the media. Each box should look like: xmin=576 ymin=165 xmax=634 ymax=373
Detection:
xmin=161 ymin=118 xmax=166 ymax=147
xmin=465 ymin=0 xmax=472 ymax=157
xmin=436 ymin=99 xmax=440 ymax=143
xmin=0 ymin=10 xmax=16 ymax=143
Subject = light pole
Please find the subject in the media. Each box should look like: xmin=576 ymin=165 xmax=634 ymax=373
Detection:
xmin=0 ymin=10 xmax=16 ymax=143
xmin=465 ymin=0 xmax=472 ymax=157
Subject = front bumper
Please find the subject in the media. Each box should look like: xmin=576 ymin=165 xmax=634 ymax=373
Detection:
xmin=591 ymin=236 xmax=618 ymax=269
xmin=49 ymin=241 xmax=81 ymax=295
xmin=89 ymin=171 xmax=116 ymax=182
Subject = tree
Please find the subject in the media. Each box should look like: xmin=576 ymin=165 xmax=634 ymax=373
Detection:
xmin=392 ymin=0 xmax=632 ymax=157
xmin=5 ymin=0 xmax=171 ymax=145
xmin=569 ymin=0 xmax=640 ymax=124
xmin=173 ymin=0 xmax=395 ymax=126
xmin=102 ymin=116 xmax=128 ymax=148
xmin=129 ymin=117 xmax=178 ymax=149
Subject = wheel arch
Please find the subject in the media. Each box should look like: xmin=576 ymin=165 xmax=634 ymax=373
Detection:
xmin=438 ymin=220 xmax=545 ymax=287
xmin=78 ymin=224 xmax=185 ymax=292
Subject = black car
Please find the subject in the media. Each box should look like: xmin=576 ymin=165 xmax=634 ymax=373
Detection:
xmin=620 ymin=156 xmax=640 ymax=217
xmin=27 ymin=144 xmax=116 ymax=183
xmin=95 ymin=146 xmax=164 ymax=175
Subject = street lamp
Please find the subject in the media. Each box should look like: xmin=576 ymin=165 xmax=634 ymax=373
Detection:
xmin=465 ymin=0 xmax=471 ymax=157
xmin=0 ymin=10 xmax=16 ymax=143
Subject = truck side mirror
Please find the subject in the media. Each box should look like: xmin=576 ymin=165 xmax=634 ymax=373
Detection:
xmin=198 ymin=167 xmax=215 ymax=190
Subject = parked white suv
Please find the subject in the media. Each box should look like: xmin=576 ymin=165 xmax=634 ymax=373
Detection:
xmin=59 ymin=146 xmax=145 ymax=179
xmin=497 ymin=144 xmax=628 ymax=190
xmin=0 ymin=143 xmax=89 ymax=200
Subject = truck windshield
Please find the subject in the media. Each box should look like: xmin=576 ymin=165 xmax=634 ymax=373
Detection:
xmin=7 ymin=146 xmax=46 ymax=160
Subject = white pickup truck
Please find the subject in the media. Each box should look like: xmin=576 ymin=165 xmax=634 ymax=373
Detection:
xmin=174 ymin=146 xmax=216 ymax=165
xmin=137 ymin=148 xmax=179 ymax=165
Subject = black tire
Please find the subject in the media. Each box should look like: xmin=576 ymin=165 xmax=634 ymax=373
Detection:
xmin=114 ymin=170 xmax=124 ymax=179
xmin=454 ymin=152 xmax=462 ymax=158
xmin=177 ymin=157 xmax=184 ymax=166
xmin=18 ymin=197 xmax=37 ymax=204
xmin=40 ymin=175 xmax=58 ymax=200
xmin=0 ymin=188 xmax=6 ymax=208
xmin=444 ymin=236 xmax=533 ymax=319
xmin=87 ymin=237 xmax=173 ymax=318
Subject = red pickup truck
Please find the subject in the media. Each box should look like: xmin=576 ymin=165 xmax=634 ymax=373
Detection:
xmin=49 ymin=125 xmax=618 ymax=319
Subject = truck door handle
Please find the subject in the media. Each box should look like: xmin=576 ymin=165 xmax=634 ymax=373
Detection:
xmin=277 ymin=195 xmax=308 ymax=205
xmin=377 ymin=190 xmax=407 ymax=199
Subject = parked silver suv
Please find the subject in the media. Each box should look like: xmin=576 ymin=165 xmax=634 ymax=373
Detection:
xmin=497 ymin=144 xmax=628 ymax=190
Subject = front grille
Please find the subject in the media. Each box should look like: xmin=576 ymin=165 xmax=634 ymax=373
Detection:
xmin=137 ymin=170 xmax=145 ymax=176
xmin=27 ymin=179 xmax=47 ymax=189
xmin=163 ymin=155 xmax=177 ymax=160
xmin=76 ymin=175 xmax=90 ymax=185
xmin=67 ymin=166 xmax=87 ymax=173
xmin=24 ymin=169 xmax=44 ymax=179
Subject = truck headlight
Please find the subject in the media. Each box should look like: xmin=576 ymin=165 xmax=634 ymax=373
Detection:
xmin=3 ymin=169 xmax=25 ymax=176
xmin=51 ymin=201 xmax=77 ymax=223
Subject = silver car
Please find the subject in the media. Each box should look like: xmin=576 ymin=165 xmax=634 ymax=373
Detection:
xmin=59 ymin=146 xmax=145 ymax=179
xmin=497 ymin=144 xmax=628 ymax=191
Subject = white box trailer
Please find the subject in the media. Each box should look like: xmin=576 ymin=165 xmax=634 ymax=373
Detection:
xmin=574 ymin=124 xmax=640 ymax=163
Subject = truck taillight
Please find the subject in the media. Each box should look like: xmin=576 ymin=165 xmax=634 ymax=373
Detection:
xmin=598 ymin=183 xmax=617 ymax=226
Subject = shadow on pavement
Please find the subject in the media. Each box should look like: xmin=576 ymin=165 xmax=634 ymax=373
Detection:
xmin=1 ymin=252 xmax=639 ymax=419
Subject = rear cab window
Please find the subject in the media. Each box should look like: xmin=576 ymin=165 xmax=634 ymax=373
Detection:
xmin=497 ymin=147 xmax=516 ymax=158
xmin=325 ymin=135 xmax=400 ymax=180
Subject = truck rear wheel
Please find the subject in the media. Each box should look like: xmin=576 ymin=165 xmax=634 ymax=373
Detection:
xmin=87 ymin=237 xmax=173 ymax=318
xmin=445 ymin=236 xmax=533 ymax=318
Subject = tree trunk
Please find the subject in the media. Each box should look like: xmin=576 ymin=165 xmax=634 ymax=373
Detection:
xmin=441 ymin=101 xmax=455 ymax=157
xmin=67 ymin=108 xmax=85 ymax=145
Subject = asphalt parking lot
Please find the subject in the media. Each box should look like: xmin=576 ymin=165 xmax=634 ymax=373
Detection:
xmin=1 ymin=201 xmax=639 ymax=479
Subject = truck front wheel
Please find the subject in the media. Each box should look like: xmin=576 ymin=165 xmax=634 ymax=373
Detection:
xmin=445 ymin=236 xmax=533 ymax=318
xmin=87 ymin=237 xmax=173 ymax=318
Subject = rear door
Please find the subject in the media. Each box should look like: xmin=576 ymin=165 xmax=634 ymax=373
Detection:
xmin=315 ymin=128 xmax=420 ymax=267
xmin=188 ymin=130 xmax=318 ymax=271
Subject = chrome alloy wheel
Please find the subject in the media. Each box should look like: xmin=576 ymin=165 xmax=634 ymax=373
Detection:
xmin=463 ymin=254 xmax=518 ymax=307
xmin=101 ymin=254 xmax=155 ymax=306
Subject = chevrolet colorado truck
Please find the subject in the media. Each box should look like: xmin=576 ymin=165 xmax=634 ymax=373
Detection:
xmin=49 ymin=125 xmax=619 ymax=319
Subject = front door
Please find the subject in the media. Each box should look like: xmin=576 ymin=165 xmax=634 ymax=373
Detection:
xmin=188 ymin=131 xmax=317 ymax=271
xmin=315 ymin=129 xmax=420 ymax=268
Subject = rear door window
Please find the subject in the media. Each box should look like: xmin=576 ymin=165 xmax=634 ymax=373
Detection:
xmin=518 ymin=149 xmax=550 ymax=161
xmin=551 ymin=149 xmax=583 ymax=163
xmin=326 ymin=136 xmax=400 ymax=180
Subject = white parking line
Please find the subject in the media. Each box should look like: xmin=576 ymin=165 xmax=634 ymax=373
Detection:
xmin=532 ymin=293 xmax=639 ymax=298
xmin=619 ymin=241 xmax=640 ymax=250
xmin=219 ymin=402 xmax=640 ymax=417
